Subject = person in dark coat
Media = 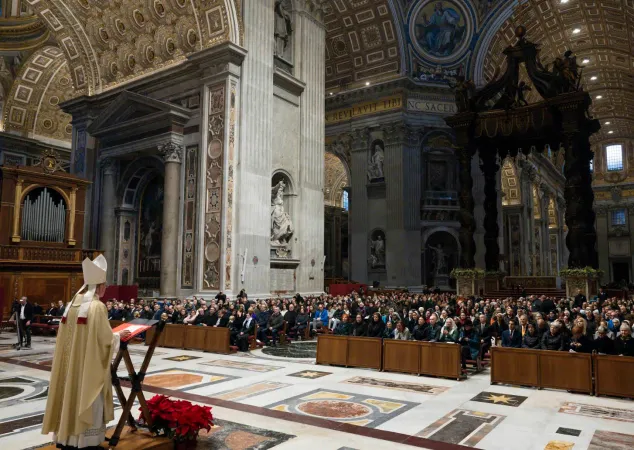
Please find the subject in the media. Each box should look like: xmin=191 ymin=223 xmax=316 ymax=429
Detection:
xmin=236 ymin=312 xmax=256 ymax=352
xmin=334 ymin=314 xmax=353 ymax=335
xmin=501 ymin=320 xmax=522 ymax=348
xmin=519 ymin=322 xmax=539 ymax=348
xmin=295 ymin=306 xmax=310 ymax=339
xmin=422 ymin=314 xmax=441 ymax=341
xmin=366 ymin=312 xmax=385 ymax=338
xmin=615 ymin=324 xmax=634 ymax=357
xmin=573 ymin=289 xmax=587 ymax=309
xmin=569 ymin=325 xmax=593 ymax=353
xmin=352 ymin=314 xmax=367 ymax=336
xmin=541 ymin=322 xmax=565 ymax=351
xmin=540 ymin=296 xmax=556 ymax=315
xmin=459 ymin=320 xmax=480 ymax=369
xmin=594 ymin=326 xmax=615 ymax=354
xmin=412 ymin=317 xmax=428 ymax=341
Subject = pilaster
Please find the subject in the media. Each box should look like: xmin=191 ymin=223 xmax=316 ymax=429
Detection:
xmin=99 ymin=157 xmax=118 ymax=284
xmin=350 ymin=128 xmax=370 ymax=283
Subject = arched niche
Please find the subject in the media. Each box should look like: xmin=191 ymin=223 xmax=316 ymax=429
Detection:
xmin=422 ymin=229 xmax=460 ymax=289
xmin=324 ymin=152 xmax=350 ymax=208
xmin=368 ymin=228 xmax=386 ymax=272
xmin=271 ymin=170 xmax=295 ymax=256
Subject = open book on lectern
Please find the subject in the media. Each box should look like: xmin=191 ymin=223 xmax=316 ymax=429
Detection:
xmin=112 ymin=319 xmax=159 ymax=342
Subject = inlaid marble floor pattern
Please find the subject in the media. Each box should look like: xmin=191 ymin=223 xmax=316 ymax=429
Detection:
xmin=1 ymin=333 xmax=634 ymax=450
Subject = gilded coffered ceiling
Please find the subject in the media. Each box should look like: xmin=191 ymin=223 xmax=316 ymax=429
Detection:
xmin=324 ymin=151 xmax=349 ymax=207
xmin=481 ymin=0 xmax=634 ymax=142
xmin=323 ymin=0 xmax=403 ymax=92
xmin=3 ymin=46 xmax=73 ymax=143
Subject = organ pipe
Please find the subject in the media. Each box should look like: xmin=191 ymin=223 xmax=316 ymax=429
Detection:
xmin=20 ymin=188 xmax=66 ymax=243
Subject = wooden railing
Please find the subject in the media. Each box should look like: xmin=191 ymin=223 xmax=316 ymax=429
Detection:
xmin=145 ymin=324 xmax=230 ymax=354
xmin=0 ymin=245 xmax=102 ymax=264
xmin=316 ymin=334 xmax=383 ymax=370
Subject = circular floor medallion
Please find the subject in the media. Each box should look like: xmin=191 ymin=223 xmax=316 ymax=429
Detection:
xmin=297 ymin=400 xmax=371 ymax=419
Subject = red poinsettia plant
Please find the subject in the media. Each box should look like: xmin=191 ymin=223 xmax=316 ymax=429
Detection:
xmin=139 ymin=395 xmax=214 ymax=443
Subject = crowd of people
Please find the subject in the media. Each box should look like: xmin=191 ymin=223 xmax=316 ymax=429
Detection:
xmin=14 ymin=286 xmax=634 ymax=363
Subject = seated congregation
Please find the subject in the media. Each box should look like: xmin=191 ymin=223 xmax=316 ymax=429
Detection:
xmin=90 ymin=287 xmax=634 ymax=371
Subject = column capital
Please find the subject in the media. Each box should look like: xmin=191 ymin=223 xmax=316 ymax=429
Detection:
xmin=292 ymin=0 xmax=327 ymax=26
xmin=159 ymin=142 xmax=183 ymax=164
xmin=382 ymin=123 xmax=418 ymax=147
xmin=101 ymin=157 xmax=119 ymax=176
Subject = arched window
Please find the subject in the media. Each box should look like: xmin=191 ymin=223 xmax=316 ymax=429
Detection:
xmin=342 ymin=190 xmax=349 ymax=211
xmin=20 ymin=187 xmax=66 ymax=242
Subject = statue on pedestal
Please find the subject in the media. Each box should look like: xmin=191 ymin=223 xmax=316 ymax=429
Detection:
xmin=271 ymin=180 xmax=294 ymax=246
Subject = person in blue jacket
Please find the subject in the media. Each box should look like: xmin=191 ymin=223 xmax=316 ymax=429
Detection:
xmin=311 ymin=303 xmax=329 ymax=334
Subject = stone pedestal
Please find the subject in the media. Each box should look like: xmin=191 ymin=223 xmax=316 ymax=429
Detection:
xmin=484 ymin=274 xmax=504 ymax=294
xmin=453 ymin=270 xmax=484 ymax=297
xmin=434 ymin=274 xmax=450 ymax=289
xmin=563 ymin=274 xmax=599 ymax=300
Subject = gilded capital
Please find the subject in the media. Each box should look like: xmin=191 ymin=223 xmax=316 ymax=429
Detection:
xmin=101 ymin=158 xmax=119 ymax=176
xmin=159 ymin=142 xmax=183 ymax=164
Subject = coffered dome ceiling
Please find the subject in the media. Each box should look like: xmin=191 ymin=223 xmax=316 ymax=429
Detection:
xmin=479 ymin=0 xmax=634 ymax=142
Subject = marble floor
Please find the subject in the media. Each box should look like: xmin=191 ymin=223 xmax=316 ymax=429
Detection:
xmin=1 ymin=333 xmax=633 ymax=450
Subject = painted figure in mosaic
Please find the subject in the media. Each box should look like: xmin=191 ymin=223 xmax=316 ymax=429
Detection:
xmin=42 ymin=255 xmax=131 ymax=449
xmin=271 ymin=180 xmax=294 ymax=246
xmin=417 ymin=2 xmax=465 ymax=57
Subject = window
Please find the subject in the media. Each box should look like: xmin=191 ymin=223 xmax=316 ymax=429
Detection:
xmin=606 ymin=144 xmax=624 ymax=171
xmin=589 ymin=159 xmax=593 ymax=173
xmin=342 ymin=190 xmax=349 ymax=211
xmin=611 ymin=209 xmax=626 ymax=226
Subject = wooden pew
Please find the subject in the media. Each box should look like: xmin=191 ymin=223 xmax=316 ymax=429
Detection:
xmin=315 ymin=335 xmax=381 ymax=371
xmin=382 ymin=340 xmax=463 ymax=380
xmin=491 ymin=347 xmax=592 ymax=394
xmin=145 ymin=324 xmax=230 ymax=354
xmin=203 ymin=327 xmax=230 ymax=354
xmin=316 ymin=334 xmax=348 ymax=366
xmin=594 ymin=354 xmax=634 ymax=399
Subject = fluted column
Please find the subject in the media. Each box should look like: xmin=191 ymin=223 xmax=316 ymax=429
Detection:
xmin=540 ymin=189 xmax=551 ymax=275
xmin=458 ymin=146 xmax=476 ymax=268
xmin=160 ymin=142 xmax=183 ymax=298
xmin=99 ymin=158 xmax=118 ymax=284
xmin=480 ymin=151 xmax=500 ymax=271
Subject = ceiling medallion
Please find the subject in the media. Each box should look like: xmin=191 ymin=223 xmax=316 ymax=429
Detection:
xmin=128 ymin=55 xmax=136 ymax=70
xmin=187 ymin=29 xmax=198 ymax=47
xmin=409 ymin=0 xmax=475 ymax=65
xmin=99 ymin=27 xmax=109 ymax=42
xmin=42 ymin=119 xmax=53 ymax=130
xmin=111 ymin=62 xmax=119 ymax=75
xmin=115 ymin=19 xmax=126 ymax=34
xmin=133 ymin=10 xmax=145 ymax=26
xmin=146 ymin=46 xmax=155 ymax=62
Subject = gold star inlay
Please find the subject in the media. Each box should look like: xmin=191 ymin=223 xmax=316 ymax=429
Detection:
xmin=299 ymin=371 xmax=324 ymax=378
xmin=485 ymin=394 xmax=514 ymax=404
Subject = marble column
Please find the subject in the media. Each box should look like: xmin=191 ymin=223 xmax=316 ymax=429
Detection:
xmin=160 ymin=142 xmax=183 ymax=298
xmin=457 ymin=146 xmax=476 ymax=268
xmin=350 ymin=128 xmax=370 ymax=283
xmin=595 ymin=206 xmax=610 ymax=276
xmin=480 ymin=151 xmax=500 ymax=271
xmin=472 ymin=154 xmax=486 ymax=270
xmin=99 ymin=158 xmax=118 ymax=284
xmin=383 ymin=124 xmax=406 ymax=285
xmin=540 ymin=189 xmax=551 ymax=275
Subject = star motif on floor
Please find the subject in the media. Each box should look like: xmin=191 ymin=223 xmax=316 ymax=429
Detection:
xmin=287 ymin=370 xmax=332 ymax=379
xmin=485 ymin=394 xmax=513 ymax=404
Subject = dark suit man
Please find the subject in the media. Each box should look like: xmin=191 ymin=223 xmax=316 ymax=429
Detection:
xmin=16 ymin=297 xmax=34 ymax=349
xmin=422 ymin=316 xmax=441 ymax=342
xmin=501 ymin=321 xmax=522 ymax=348
xmin=237 ymin=314 xmax=256 ymax=352
xmin=476 ymin=314 xmax=491 ymax=357
xmin=213 ymin=309 xmax=230 ymax=328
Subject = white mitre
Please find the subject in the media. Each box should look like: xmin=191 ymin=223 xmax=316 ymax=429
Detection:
xmin=63 ymin=254 xmax=108 ymax=320
xmin=82 ymin=254 xmax=107 ymax=285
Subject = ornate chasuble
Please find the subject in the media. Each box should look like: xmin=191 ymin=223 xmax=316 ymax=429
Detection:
xmin=42 ymin=295 xmax=115 ymax=442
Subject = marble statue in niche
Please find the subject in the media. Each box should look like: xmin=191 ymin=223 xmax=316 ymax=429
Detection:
xmin=369 ymin=230 xmax=386 ymax=269
xmin=427 ymin=244 xmax=448 ymax=275
xmin=271 ymin=180 xmax=294 ymax=247
xmin=274 ymin=0 xmax=293 ymax=60
xmin=367 ymin=140 xmax=385 ymax=182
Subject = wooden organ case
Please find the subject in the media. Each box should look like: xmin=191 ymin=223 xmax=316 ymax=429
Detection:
xmin=0 ymin=150 xmax=98 ymax=316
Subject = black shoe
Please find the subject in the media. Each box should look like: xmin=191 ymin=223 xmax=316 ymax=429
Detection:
xmin=25 ymin=345 xmax=31 ymax=349
xmin=15 ymin=346 xmax=21 ymax=350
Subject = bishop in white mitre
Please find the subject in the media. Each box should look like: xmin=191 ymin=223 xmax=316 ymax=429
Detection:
xmin=42 ymin=255 xmax=129 ymax=449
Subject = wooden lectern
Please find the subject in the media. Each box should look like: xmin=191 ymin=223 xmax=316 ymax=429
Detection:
xmin=108 ymin=319 xmax=166 ymax=447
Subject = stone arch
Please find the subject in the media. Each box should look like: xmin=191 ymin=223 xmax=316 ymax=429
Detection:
xmin=27 ymin=0 xmax=244 ymax=95
xmin=3 ymin=45 xmax=73 ymax=142
xmin=422 ymin=226 xmax=462 ymax=255
xmin=422 ymin=228 xmax=461 ymax=288
xmin=116 ymin=156 xmax=165 ymax=208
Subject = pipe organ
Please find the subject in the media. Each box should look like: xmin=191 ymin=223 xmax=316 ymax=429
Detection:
xmin=21 ymin=188 xmax=67 ymax=242
xmin=0 ymin=151 xmax=93 ymax=317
